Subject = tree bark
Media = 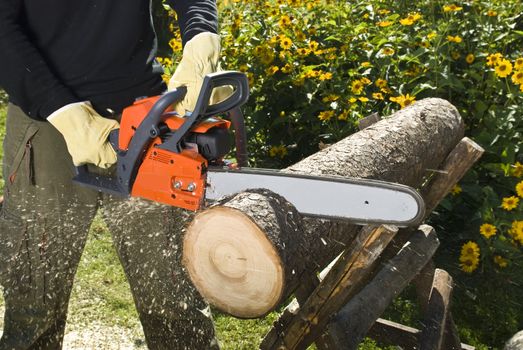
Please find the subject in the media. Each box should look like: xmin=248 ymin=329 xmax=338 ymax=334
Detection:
xmin=183 ymin=98 xmax=464 ymax=317
xmin=326 ymin=225 xmax=440 ymax=349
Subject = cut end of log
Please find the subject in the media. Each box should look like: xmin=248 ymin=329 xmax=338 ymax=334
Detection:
xmin=183 ymin=206 xmax=284 ymax=318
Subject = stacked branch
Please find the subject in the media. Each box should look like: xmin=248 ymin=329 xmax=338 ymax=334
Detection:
xmin=183 ymin=98 xmax=464 ymax=318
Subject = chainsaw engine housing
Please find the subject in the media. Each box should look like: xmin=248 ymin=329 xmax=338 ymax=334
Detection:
xmin=117 ymin=95 xmax=232 ymax=210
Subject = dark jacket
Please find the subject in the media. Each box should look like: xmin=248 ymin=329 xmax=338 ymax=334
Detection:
xmin=0 ymin=0 xmax=218 ymax=119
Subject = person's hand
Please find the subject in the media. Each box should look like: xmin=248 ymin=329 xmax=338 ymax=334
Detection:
xmin=47 ymin=102 xmax=119 ymax=168
xmin=168 ymin=32 xmax=231 ymax=116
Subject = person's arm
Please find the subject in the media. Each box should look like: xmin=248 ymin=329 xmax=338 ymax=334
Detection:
xmin=0 ymin=0 xmax=78 ymax=119
xmin=166 ymin=0 xmax=219 ymax=46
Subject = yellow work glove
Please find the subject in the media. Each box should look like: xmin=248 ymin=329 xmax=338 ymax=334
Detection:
xmin=168 ymin=32 xmax=232 ymax=116
xmin=47 ymin=102 xmax=119 ymax=169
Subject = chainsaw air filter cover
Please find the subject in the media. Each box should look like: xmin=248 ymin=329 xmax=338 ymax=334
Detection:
xmin=185 ymin=126 xmax=231 ymax=162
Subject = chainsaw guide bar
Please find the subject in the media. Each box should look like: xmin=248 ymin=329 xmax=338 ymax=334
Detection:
xmin=206 ymin=167 xmax=425 ymax=227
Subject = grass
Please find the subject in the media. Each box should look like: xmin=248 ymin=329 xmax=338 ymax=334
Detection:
xmin=67 ymin=216 xmax=280 ymax=348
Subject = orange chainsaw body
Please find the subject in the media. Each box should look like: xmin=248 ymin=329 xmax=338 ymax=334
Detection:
xmin=119 ymin=96 xmax=231 ymax=211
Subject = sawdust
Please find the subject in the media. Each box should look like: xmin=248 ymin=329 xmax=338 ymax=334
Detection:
xmin=0 ymin=306 xmax=147 ymax=349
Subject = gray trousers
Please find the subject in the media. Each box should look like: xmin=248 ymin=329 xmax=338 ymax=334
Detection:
xmin=0 ymin=104 xmax=218 ymax=350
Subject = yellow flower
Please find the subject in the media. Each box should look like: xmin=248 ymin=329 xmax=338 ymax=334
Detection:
xmin=266 ymin=66 xmax=279 ymax=76
xmin=281 ymin=63 xmax=293 ymax=74
xmin=269 ymin=145 xmax=288 ymax=158
xmin=360 ymin=62 xmax=372 ymax=68
xmin=337 ymin=110 xmax=350 ymax=121
xmin=158 ymin=57 xmax=173 ymax=67
xmin=461 ymin=241 xmax=480 ymax=259
xmin=495 ymin=59 xmax=513 ymax=78
xmin=381 ymin=86 xmax=392 ymax=95
xmin=479 ymin=223 xmax=497 ymax=239
xmin=305 ymin=70 xmax=320 ymax=78
xmin=269 ymin=8 xmax=279 ymax=17
xmin=358 ymin=97 xmax=369 ymax=103
xmin=427 ymin=32 xmax=437 ymax=40
xmin=486 ymin=53 xmax=503 ymax=67
xmin=280 ymin=36 xmax=293 ymax=50
xmin=375 ymin=79 xmax=388 ymax=88
xmin=459 ymin=241 xmax=480 ymax=274
xmin=377 ymin=21 xmax=393 ymax=27
xmin=399 ymin=13 xmax=421 ymax=26
xmin=378 ymin=9 xmax=391 ymax=15
xmin=381 ymin=47 xmax=395 ymax=56
xmin=295 ymin=30 xmax=306 ymax=42
xmin=360 ymin=77 xmax=371 ymax=85
xmin=319 ymin=72 xmax=333 ymax=81
xmin=322 ymin=94 xmax=339 ymax=102
xmin=451 ymin=51 xmax=461 ymax=60
xmin=390 ymin=93 xmax=416 ymax=109
xmin=309 ymin=41 xmax=319 ymax=51
xmin=460 ymin=256 xmax=479 ymax=273
xmin=447 ymin=35 xmax=463 ymax=43
xmin=466 ymin=54 xmax=475 ymax=64
xmin=493 ymin=255 xmax=508 ymax=268
xmin=351 ymin=80 xmax=365 ymax=95
xmin=512 ymin=71 xmax=523 ymax=85
xmin=513 ymin=162 xmax=523 ymax=177
xmin=278 ymin=15 xmax=292 ymax=27
xmin=443 ymin=4 xmax=463 ymax=12
xmin=516 ymin=180 xmax=523 ymax=198
xmin=168 ymin=38 xmax=182 ymax=52
xmin=487 ymin=10 xmax=498 ymax=17
xmin=451 ymin=184 xmax=462 ymax=195
xmin=515 ymin=58 xmax=523 ymax=70
xmin=509 ymin=221 xmax=523 ymax=244
xmin=372 ymin=92 xmax=384 ymax=100
xmin=501 ymin=196 xmax=520 ymax=211
xmin=297 ymin=48 xmax=310 ymax=56
xmin=247 ymin=72 xmax=254 ymax=86
xmin=318 ymin=110 xmax=335 ymax=121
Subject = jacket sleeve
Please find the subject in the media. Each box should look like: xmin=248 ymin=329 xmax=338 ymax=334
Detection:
xmin=166 ymin=0 xmax=219 ymax=46
xmin=0 ymin=0 xmax=78 ymax=119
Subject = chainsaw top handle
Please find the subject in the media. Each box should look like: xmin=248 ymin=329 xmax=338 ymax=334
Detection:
xmin=158 ymin=71 xmax=249 ymax=153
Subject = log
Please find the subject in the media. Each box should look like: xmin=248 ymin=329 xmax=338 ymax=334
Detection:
xmin=183 ymin=98 xmax=464 ymax=317
xmin=183 ymin=189 xmax=310 ymax=318
xmin=419 ymin=269 xmax=454 ymax=350
xmin=325 ymin=225 xmax=440 ymax=349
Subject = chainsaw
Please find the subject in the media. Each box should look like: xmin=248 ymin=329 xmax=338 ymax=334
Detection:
xmin=73 ymin=71 xmax=425 ymax=227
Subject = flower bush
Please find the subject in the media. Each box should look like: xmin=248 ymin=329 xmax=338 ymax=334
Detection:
xmin=156 ymin=0 xmax=523 ymax=346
